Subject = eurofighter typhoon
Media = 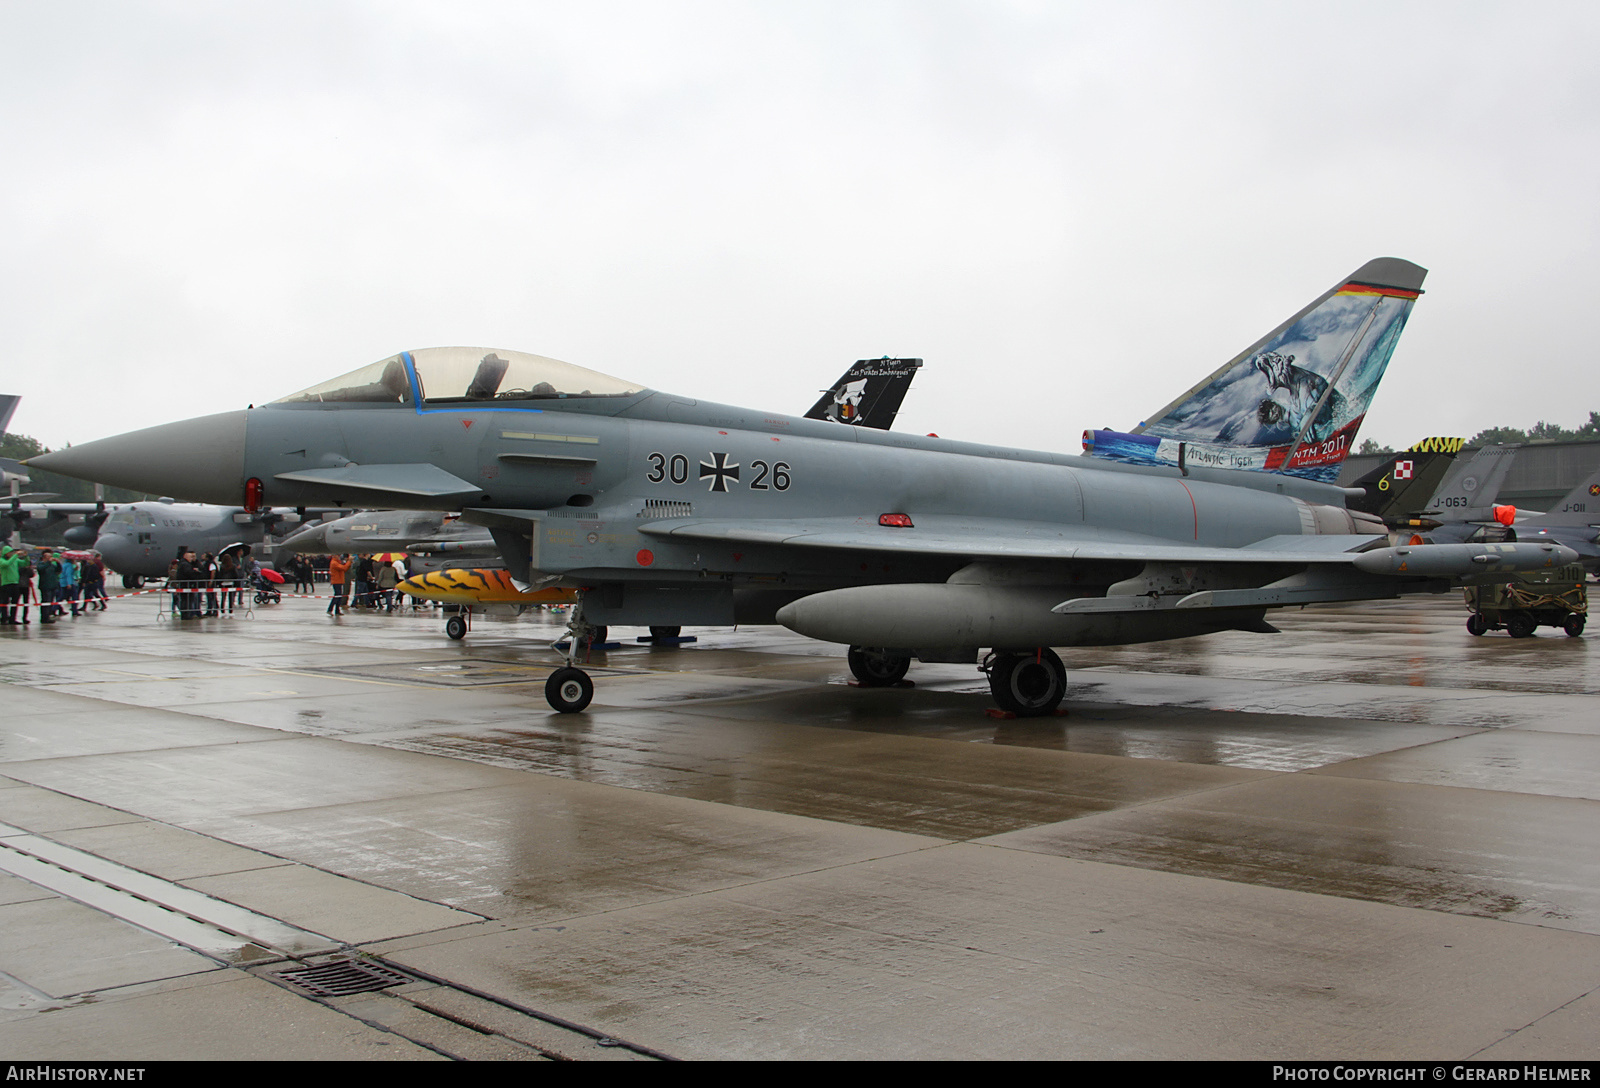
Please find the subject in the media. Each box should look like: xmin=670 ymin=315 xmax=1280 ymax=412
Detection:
xmin=30 ymin=259 xmax=1577 ymax=715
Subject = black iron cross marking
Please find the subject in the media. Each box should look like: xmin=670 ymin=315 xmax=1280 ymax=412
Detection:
xmin=699 ymin=451 xmax=740 ymax=492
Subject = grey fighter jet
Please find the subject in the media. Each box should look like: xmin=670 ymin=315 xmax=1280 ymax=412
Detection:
xmin=1411 ymin=445 xmax=1600 ymax=570
xmin=1494 ymin=466 xmax=1600 ymax=570
xmin=30 ymin=257 xmax=1578 ymax=716
xmin=274 ymin=509 xmax=496 ymax=561
xmin=1421 ymin=444 xmax=1521 ymax=533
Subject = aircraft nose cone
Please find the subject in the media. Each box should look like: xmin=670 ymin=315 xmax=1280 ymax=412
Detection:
xmin=95 ymin=532 xmax=135 ymax=572
xmin=282 ymin=521 xmax=330 ymax=552
xmin=27 ymin=410 xmax=248 ymax=506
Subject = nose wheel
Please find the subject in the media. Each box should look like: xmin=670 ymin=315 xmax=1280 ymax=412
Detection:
xmin=546 ymin=599 xmax=598 ymax=713
xmin=545 ymin=667 xmax=594 ymax=713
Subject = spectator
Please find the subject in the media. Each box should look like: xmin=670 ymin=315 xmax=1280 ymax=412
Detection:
xmin=327 ymin=553 xmax=351 ymax=615
xmin=174 ymin=548 xmax=202 ymax=619
xmin=0 ymin=544 xmax=21 ymax=625
xmin=37 ymin=550 xmax=61 ymax=622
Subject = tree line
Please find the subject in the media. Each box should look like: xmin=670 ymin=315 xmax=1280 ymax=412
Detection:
xmin=1358 ymin=412 xmax=1600 ymax=456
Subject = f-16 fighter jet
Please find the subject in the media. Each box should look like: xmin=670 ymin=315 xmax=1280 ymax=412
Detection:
xmin=1419 ymin=448 xmax=1600 ymax=572
xmin=29 ymin=258 xmax=1578 ymax=716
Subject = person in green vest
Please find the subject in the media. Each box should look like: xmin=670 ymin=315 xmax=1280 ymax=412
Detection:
xmin=0 ymin=544 xmax=22 ymax=625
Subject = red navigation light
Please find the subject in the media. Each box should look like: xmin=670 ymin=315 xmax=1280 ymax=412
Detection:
xmin=244 ymin=477 xmax=263 ymax=513
xmin=1493 ymin=505 xmax=1516 ymax=527
xmin=879 ymin=513 xmax=914 ymax=528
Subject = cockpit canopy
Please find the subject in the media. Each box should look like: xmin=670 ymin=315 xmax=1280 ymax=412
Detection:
xmin=272 ymin=347 xmax=647 ymax=406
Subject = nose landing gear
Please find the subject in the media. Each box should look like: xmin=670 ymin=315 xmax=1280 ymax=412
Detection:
xmin=545 ymin=666 xmax=594 ymax=713
xmin=545 ymin=603 xmax=599 ymax=714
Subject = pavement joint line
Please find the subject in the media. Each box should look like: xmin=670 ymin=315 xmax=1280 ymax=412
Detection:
xmin=0 ymin=836 xmax=339 ymax=961
xmin=0 ymin=967 xmax=61 ymax=1005
xmin=1072 ymin=663 xmax=1600 ymax=701
xmin=1464 ymin=982 xmax=1600 ymax=1059
xmin=368 ymin=957 xmax=678 ymax=1061
xmin=90 ymin=666 xmax=276 ymax=679
xmin=367 ymin=838 xmax=964 ymax=939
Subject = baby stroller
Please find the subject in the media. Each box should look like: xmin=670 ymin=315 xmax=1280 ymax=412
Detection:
xmin=252 ymin=567 xmax=284 ymax=605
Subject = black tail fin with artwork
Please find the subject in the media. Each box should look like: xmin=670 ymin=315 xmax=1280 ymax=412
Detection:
xmin=1346 ymin=437 xmax=1464 ymax=525
xmin=805 ymin=358 xmax=922 ymax=430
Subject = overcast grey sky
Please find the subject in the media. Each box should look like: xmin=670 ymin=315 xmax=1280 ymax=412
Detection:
xmin=3 ymin=1 xmax=1597 ymax=455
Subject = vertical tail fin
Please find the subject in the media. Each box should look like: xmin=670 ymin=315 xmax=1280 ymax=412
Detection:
xmin=1425 ymin=444 xmax=1519 ymax=521
xmin=1526 ymin=463 xmax=1600 ymax=527
xmin=805 ymin=358 xmax=922 ymax=430
xmin=1085 ymin=258 xmax=1425 ymax=482
xmin=1345 ymin=437 xmax=1464 ymax=523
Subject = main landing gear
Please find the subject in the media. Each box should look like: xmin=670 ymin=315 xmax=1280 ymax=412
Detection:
xmin=847 ymin=646 xmax=911 ymax=686
xmin=982 ymin=648 xmax=1067 ymax=717
xmin=846 ymin=644 xmax=1069 ymax=717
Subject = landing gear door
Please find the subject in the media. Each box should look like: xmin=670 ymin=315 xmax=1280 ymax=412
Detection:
xmin=488 ymin=524 xmax=539 ymax=585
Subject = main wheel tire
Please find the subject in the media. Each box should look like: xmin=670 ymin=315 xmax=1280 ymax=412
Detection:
xmin=848 ymin=646 xmax=911 ymax=686
xmin=545 ymin=667 xmax=594 ymax=713
xmin=1564 ymin=614 xmax=1586 ymax=637
xmin=1466 ymin=613 xmax=1488 ymax=636
xmin=582 ymin=625 xmax=609 ymax=649
xmin=989 ymin=648 xmax=1067 ymax=717
xmin=123 ymin=574 xmax=144 ymax=590
xmin=445 ymin=615 xmax=467 ymax=640
xmin=1506 ymin=612 xmax=1537 ymax=639
xmin=649 ymin=625 xmax=682 ymax=641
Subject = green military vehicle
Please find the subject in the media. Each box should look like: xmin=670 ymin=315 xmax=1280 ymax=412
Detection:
xmin=1464 ymin=563 xmax=1588 ymax=638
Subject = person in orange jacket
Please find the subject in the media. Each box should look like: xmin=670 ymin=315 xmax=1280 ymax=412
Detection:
xmin=327 ymin=553 xmax=352 ymax=615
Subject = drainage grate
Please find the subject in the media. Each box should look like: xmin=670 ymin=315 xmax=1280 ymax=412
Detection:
xmin=273 ymin=958 xmax=414 ymax=997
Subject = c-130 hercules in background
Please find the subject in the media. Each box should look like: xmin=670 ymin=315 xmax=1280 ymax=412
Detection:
xmin=31 ymin=258 xmax=1577 ymax=715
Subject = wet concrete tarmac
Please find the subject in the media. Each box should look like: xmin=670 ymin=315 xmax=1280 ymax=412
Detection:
xmin=0 ymin=591 xmax=1598 ymax=1058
